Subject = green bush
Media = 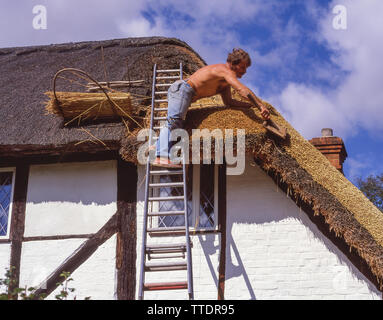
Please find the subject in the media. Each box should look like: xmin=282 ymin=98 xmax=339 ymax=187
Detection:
xmin=0 ymin=267 xmax=90 ymax=300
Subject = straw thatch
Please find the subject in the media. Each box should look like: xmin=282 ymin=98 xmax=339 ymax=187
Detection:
xmin=120 ymin=93 xmax=383 ymax=290
xmin=45 ymin=91 xmax=133 ymax=125
xmin=0 ymin=37 xmax=205 ymax=157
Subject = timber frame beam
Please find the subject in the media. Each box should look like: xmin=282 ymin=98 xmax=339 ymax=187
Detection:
xmin=32 ymin=212 xmax=119 ymax=298
xmin=8 ymin=164 xmax=29 ymax=299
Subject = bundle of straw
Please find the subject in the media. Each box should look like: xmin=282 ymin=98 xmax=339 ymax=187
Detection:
xmin=45 ymin=91 xmax=132 ymax=124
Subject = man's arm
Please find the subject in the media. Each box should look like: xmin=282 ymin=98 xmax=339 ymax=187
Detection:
xmin=220 ymin=86 xmax=253 ymax=108
xmin=219 ymin=69 xmax=270 ymax=119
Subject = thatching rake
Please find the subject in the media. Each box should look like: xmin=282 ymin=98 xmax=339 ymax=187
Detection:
xmin=247 ymin=94 xmax=287 ymax=139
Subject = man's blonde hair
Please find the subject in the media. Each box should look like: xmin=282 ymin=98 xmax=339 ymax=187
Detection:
xmin=227 ymin=48 xmax=251 ymax=67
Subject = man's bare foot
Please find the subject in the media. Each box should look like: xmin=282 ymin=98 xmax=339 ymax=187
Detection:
xmin=152 ymin=157 xmax=182 ymax=168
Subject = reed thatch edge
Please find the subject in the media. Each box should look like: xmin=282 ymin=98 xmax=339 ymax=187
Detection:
xmin=251 ymin=133 xmax=383 ymax=290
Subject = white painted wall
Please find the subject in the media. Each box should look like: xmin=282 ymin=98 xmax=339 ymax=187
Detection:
xmin=19 ymin=160 xmax=118 ymax=299
xmin=136 ymin=165 xmax=220 ymax=300
xmin=19 ymin=235 xmax=117 ymax=300
xmin=136 ymin=159 xmax=382 ymax=300
xmin=225 ymin=156 xmax=382 ymax=300
xmin=0 ymin=244 xmax=11 ymax=281
xmin=25 ymin=161 xmax=117 ymax=236
xmin=7 ymin=157 xmax=380 ymax=300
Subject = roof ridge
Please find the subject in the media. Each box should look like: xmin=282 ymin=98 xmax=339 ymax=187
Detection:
xmin=0 ymin=37 xmax=207 ymax=64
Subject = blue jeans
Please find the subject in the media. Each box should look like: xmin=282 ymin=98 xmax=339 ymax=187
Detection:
xmin=155 ymin=80 xmax=196 ymax=158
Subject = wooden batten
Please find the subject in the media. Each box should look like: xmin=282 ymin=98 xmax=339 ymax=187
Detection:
xmin=23 ymin=234 xmax=94 ymax=242
xmin=116 ymin=159 xmax=137 ymax=300
xmin=217 ymin=163 xmax=227 ymax=300
xmin=8 ymin=165 xmax=29 ymax=299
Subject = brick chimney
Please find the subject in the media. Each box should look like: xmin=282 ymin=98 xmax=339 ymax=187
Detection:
xmin=309 ymin=128 xmax=348 ymax=174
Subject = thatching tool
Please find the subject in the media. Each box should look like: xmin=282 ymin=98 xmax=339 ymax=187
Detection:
xmin=247 ymin=94 xmax=287 ymax=139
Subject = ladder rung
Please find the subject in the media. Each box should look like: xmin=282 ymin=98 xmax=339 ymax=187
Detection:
xmin=156 ymin=76 xmax=180 ymax=80
xmin=154 ymin=108 xmax=168 ymax=111
xmin=155 ymin=91 xmax=168 ymax=95
xmin=149 ymin=254 xmax=185 ymax=259
xmin=157 ymin=69 xmax=180 ymax=73
xmin=148 ymin=210 xmax=185 ymax=217
xmin=149 ymin=182 xmax=184 ymax=188
xmin=153 ymin=126 xmax=164 ymax=130
xmin=146 ymin=242 xmax=189 ymax=251
xmin=147 ymin=226 xmax=186 ymax=233
xmin=143 ymin=281 xmax=188 ymax=291
xmin=145 ymin=261 xmax=187 ymax=272
xmin=155 ymin=99 xmax=168 ymax=103
xmin=150 ymin=170 xmax=183 ymax=175
xmin=155 ymin=83 xmax=172 ymax=87
xmin=154 ymin=116 xmax=167 ymax=121
xmin=148 ymin=196 xmax=184 ymax=201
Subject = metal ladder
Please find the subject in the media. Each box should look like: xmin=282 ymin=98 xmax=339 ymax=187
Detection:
xmin=138 ymin=63 xmax=194 ymax=300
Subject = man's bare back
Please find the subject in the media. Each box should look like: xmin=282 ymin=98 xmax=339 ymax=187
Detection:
xmin=187 ymin=62 xmax=270 ymax=120
xmin=153 ymin=48 xmax=270 ymax=167
xmin=187 ymin=64 xmax=233 ymax=101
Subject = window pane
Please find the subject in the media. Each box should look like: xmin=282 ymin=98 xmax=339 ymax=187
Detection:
xmin=158 ymin=167 xmax=192 ymax=227
xmin=0 ymin=172 xmax=13 ymax=236
xmin=199 ymin=165 xmax=215 ymax=228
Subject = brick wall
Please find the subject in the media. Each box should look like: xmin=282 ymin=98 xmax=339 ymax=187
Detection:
xmin=309 ymin=129 xmax=348 ymax=173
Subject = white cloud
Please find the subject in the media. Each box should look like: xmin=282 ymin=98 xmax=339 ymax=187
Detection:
xmin=270 ymin=83 xmax=347 ymax=138
xmin=273 ymin=0 xmax=383 ymax=140
xmin=138 ymin=0 xmax=258 ymax=62
xmin=0 ymin=0 xmax=283 ymax=69
xmin=146 ymin=0 xmax=263 ymax=23
xmin=0 ymin=0 xmax=149 ymax=47
xmin=117 ymin=17 xmax=165 ymax=38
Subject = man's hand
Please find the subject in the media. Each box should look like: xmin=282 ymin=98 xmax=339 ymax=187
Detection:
xmin=260 ymin=106 xmax=270 ymax=120
xmin=246 ymin=93 xmax=270 ymax=120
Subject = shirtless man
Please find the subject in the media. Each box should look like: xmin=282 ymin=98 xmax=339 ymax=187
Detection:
xmin=153 ymin=48 xmax=270 ymax=167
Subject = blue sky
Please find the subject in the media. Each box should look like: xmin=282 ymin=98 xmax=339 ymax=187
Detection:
xmin=1 ymin=0 xmax=382 ymax=184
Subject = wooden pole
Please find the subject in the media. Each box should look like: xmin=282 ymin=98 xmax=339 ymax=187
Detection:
xmin=116 ymin=159 xmax=137 ymax=300
xmin=8 ymin=164 xmax=29 ymax=299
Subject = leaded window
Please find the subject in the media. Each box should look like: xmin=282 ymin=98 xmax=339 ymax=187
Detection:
xmin=155 ymin=164 xmax=218 ymax=230
xmin=0 ymin=170 xmax=15 ymax=238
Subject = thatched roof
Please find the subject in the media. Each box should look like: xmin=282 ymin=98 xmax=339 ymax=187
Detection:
xmin=2 ymin=37 xmax=383 ymax=291
xmin=0 ymin=37 xmax=205 ymax=157
xmin=121 ymin=92 xmax=383 ymax=290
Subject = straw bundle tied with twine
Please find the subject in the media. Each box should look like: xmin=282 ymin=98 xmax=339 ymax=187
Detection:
xmin=44 ymin=91 xmax=133 ymax=125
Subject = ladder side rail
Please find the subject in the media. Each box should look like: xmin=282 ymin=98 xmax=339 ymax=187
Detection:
xmin=180 ymin=62 xmax=194 ymax=300
xmin=183 ymin=156 xmax=194 ymax=300
xmin=138 ymin=63 xmax=158 ymax=300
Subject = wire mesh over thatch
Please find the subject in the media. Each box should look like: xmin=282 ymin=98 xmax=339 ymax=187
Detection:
xmin=45 ymin=91 xmax=133 ymax=125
